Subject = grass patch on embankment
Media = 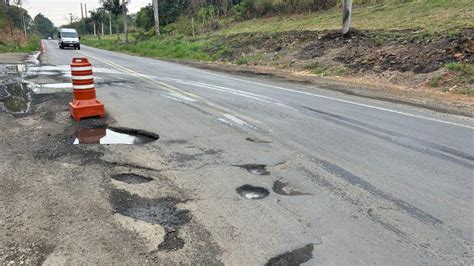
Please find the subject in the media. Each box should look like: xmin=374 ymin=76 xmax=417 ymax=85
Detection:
xmin=0 ymin=35 xmax=40 ymax=53
xmin=82 ymin=35 xmax=214 ymax=61
xmin=217 ymin=0 xmax=473 ymax=35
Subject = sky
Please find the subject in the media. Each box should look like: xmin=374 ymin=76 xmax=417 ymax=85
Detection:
xmin=22 ymin=0 xmax=151 ymax=26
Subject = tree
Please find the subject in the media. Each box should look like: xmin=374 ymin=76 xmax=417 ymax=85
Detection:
xmin=100 ymin=0 xmax=122 ymax=40
xmin=342 ymin=0 xmax=352 ymax=35
xmin=152 ymin=0 xmax=160 ymax=36
xmin=33 ymin=13 xmax=55 ymax=38
xmin=135 ymin=4 xmax=153 ymax=31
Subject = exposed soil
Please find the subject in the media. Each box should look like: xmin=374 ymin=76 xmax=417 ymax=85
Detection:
xmin=200 ymin=28 xmax=474 ymax=116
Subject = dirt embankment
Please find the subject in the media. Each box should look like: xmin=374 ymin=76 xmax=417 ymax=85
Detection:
xmin=198 ymin=28 xmax=474 ymax=115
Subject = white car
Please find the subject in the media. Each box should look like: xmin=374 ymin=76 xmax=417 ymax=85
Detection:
xmin=47 ymin=37 xmax=52 ymax=40
xmin=57 ymin=28 xmax=80 ymax=50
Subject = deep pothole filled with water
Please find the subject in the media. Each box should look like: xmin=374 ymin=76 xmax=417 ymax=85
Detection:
xmin=73 ymin=127 xmax=158 ymax=145
xmin=236 ymin=185 xmax=270 ymax=199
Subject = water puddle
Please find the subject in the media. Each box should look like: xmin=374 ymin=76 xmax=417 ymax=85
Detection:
xmin=73 ymin=127 xmax=158 ymax=145
xmin=110 ymin=189 xmax=190 ymax=251
xmin=0 ymin=82 xmax=31 ymax=113
xmin=266 ymin=243 xmax=314 ymax=266
xmin=234 ymin=164 xmax=270 ymax=175
xmin=111 ymin=173 xmax=153 ymax=184
xmin=236 ymin=185 xmax=270 ymax=199
xmin=272 ymin=180 xmax=311 ymax=196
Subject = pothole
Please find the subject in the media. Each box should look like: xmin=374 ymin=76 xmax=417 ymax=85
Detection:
xmin=234 ymin=164 xmax=270 ymax=175
xmin=111 ymin=173 xmax=153 ymax=184
xmin=73 ymin=127 xmax=159 ymax=145
xmin=0 ymin=82 xmax=31 ymax=113
xmin=266 ymin=243 xmax=314 ymax=266
xmin=110 ymin=189 xmax=190 ymax=251
xmin=272 ymin=180 xmax=310 ymax=196
xmin=236 ymin=185 xmax=270 ymax=199
xmin=245 ymin=137 xmax=271 ymax=143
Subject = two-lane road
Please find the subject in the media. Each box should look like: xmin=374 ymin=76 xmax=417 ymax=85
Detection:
xmin=36 ymin=40 xmax=473 ymax=264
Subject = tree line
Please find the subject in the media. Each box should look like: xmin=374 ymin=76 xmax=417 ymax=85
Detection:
xmin=63 ymin=0 xmax=354 ymax=41
xmin=1 ymin=0 xmax=56 ymax=39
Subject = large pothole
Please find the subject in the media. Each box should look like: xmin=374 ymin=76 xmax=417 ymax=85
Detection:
xmin=110 ymin=189 xmax=190 ymax=251
xmin=236 ymin=185 xmax=270 ymax=199
xmin=73 ymin=127 xmax=159 ymax=145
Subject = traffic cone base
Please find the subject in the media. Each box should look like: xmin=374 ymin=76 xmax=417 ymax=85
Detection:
xmin=69 ymin=99 xmax=105 ymax=121
xmin=69 ymin=57 xmax=106 ymax=121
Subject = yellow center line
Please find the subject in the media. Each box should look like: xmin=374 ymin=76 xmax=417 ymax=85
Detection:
xmin=77 ymin=50 xmax=262 ymax=126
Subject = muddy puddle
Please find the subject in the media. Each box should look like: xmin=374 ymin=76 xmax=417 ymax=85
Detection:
xmin=73 ymin=128 xmax=158 ymax=145
xmin=111 ymin=189 xmax=190 ymax=251
xmin=0 ymin=82 xmax=31 ymax=113
xmin=236 ymin=185 xmax=270 ymax=199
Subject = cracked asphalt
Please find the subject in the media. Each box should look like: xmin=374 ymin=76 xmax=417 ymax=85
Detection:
xmin=0 ymin=40 xmax=473 ymax=265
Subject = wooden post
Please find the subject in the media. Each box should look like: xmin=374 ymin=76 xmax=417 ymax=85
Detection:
xmin=192 ymin=17 xmax=195 ymax=37
xmin=342 ymin=0 xmax=352 ymax=36
xmin=109 ymin=12 xmax=112 ymax=35
xmin=152 ymin=0 xmax=160 ymax=36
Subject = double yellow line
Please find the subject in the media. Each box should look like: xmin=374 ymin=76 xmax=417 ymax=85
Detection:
xmin=78 ymin=50 xmax=261 ymax=126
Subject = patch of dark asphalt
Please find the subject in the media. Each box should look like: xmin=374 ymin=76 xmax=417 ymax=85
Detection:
xmin=158 ymin=231 xmax=185 ymax=251
xmin=311 ymin=158 xmax=443 ymax=226
xmin=236 ymin=185 xmax=270 ymax=199
xmin=234 ymin=164 xmax=270 ymax=175
xmin=110 ymin=189 xmax=191 ymax=251
xmin=245 ymin=137 xmax=271 ymax=144
xmin=272 ymin=181 xmax=311 ymax=196
xmin=266 ymin=243 xmax=314 ymax=266
xmin=111 ymin=173 xmax=153 ymax=184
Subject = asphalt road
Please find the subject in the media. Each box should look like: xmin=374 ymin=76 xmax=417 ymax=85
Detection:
xmin=36 ymin=40 xmax=473 ymax=264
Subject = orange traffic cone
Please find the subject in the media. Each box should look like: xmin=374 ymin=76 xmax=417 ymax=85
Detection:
xmin=69 ymin=58 xmax=105 ymax=121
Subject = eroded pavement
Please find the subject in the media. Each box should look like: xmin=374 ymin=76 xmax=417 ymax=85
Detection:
xmin=0 ymin=48 xmax=473 ymax=265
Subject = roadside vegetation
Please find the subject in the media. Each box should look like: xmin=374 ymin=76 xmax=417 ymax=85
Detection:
xmin=0 ymin=1 xmax=55 ymax=53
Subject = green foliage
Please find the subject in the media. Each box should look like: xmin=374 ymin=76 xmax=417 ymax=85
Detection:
xmin=305 ymin=62 xmax=347 ymax=76
xmin=135 ymin=4 xmax=154 ymax=31
xmin=33 ymin=13 xmax=55 ymax=38
xmin=0 ymin=36 xmax=40 ymax=53
xmin=430 ymin=75 xmax=442 ymax=87
xmin=446 ymin=62 xmax=474 ymax=83
xmin=236 ymin=56 xmax=250 ymax=65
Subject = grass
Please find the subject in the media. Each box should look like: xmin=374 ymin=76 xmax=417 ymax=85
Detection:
xmin=0 ymin=36 xmax=40 ymax=53
xmin=304 ymin=63 xmax=347 ymax=76
xmin=82 ymin=35 xmax=213 ymax=61
xmin=216 ymin=0 xmax=473 ymax=35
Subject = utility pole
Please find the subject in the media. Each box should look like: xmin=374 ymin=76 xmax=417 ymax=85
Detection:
xmin=22 ymin=12 xmax=27 ymax=37
xmin=192 ymin=17 xmax=195 ymax=38
xmin=342 ymin=0 xmax=352 ymax=36
xmin=80 ymin=3 xmax=84 ymax=20
xmin=122 ymin=0 xmax=128 ymax=42
xmin=69 ymin=13 xmax=73 ymax=25
xmin=152 ymin=0 xmax=160 ymax=36
xmin=84 ymin=4 xmax=88 ymax=18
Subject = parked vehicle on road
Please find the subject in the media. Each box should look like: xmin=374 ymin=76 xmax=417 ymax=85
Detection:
xmin=57 ymin=28 xmax=80 ymax=50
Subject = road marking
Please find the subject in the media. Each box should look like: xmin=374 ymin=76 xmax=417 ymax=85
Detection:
xmin=191 ymin=69 xmax=474 ymax=129
xmin=78 ymin=51 xmax=261 ymax=128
